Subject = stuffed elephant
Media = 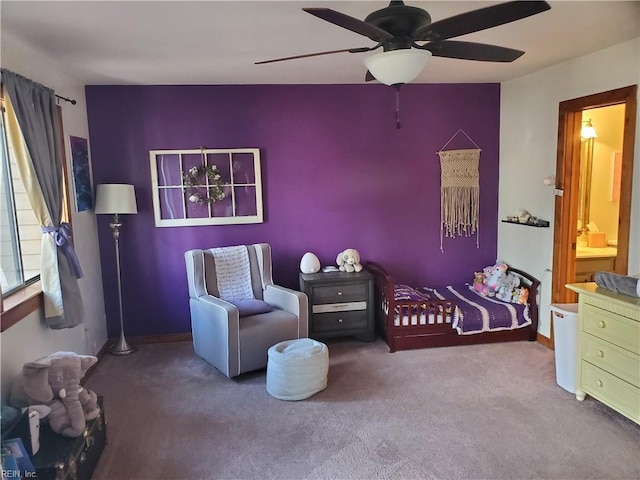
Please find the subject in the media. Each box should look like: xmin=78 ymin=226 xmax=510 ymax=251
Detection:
xmin=10 ymin=351 xmax=99 ymax=438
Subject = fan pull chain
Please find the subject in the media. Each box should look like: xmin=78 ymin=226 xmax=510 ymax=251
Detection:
xmin=395 ymin=85 xmax=401 ymax=129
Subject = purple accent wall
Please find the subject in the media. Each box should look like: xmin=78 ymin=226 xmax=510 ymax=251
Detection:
xmin=86 ymin=84 xmax=500 ymax=337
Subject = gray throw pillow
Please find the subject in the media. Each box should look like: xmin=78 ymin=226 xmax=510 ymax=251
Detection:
xmin=230 ymin=299 xmax=273 ymax=317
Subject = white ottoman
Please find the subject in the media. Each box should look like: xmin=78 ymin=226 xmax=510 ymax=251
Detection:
xmin=266 ymin=338 xmax=329 ymax=401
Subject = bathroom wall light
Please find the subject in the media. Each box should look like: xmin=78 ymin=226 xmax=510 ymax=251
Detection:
xmin=581 ymin=119 xmax=598 ymax=139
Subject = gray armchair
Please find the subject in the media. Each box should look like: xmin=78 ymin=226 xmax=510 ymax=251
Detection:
xmin=184 ymin=243 xmax=308 ymax=378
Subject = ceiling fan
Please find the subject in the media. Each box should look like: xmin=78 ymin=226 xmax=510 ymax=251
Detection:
xmin=256 ymin=1 xmax=551 ymax=86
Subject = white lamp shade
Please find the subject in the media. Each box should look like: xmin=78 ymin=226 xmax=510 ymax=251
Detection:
xmin=581 ymin=125 xmax=598 ymax=139
xmin=95 ymin=184 xmax=138 ymax=215
xmin=363 ymin=49 xmax=431 ymax=86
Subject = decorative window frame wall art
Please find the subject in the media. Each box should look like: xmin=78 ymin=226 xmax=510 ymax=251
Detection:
xmin=149 ymin=147 xmax=263 ymax=227
xmin=69 ymin=135 xmax=93 ymax=212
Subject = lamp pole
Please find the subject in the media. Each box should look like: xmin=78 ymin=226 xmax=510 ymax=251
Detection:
xmin=109 ymin=213 xmax=136 ymax=355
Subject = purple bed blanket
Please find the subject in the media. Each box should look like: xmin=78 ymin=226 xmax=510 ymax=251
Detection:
xmin=424 ymin=284 xmax=531 ymax=335
xmin=394 ymin=283 xmax=531 ymax=335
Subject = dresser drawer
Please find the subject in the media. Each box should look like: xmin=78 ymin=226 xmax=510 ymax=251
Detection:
xmin=312 ymin=283 xmax=367 ymax=304
xmin=313 ymin=311 xmax=368 ymax=333
xmin=583 ymin=334 xmax=640 ymax=388
xmin=581 ymin=361 xmax=640 ymax=423
xmin=582 ymin=304 xmax=640 ymax=354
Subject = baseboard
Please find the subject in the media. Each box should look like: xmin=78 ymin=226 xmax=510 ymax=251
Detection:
xmin=82 ymin=340 xmax=109 ymax=384
xmin=536 ymin=333 xmax=553 ymax=350
xmin=128 ymin=332 xmax=193 ymax=344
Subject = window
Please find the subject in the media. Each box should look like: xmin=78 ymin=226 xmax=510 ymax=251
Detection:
xmin=0 ymin=107 xmax=42 ymax=295
xmin=0 ymin=94 xmax=70 ymax=300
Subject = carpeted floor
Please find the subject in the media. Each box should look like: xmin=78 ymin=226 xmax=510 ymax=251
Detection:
xmin=85 ymin=339 xmax=640 ymax=480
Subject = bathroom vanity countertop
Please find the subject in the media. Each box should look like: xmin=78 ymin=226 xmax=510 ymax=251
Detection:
xmin=576 ymin=246 xmax=618 ymax=259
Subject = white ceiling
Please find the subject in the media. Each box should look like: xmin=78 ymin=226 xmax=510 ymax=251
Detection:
xmin=2 ymin=1 xmax=639 ymax=85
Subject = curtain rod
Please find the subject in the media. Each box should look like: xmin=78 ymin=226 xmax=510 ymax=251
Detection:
xmin=55 ymin=94 xmax=76 ymax=105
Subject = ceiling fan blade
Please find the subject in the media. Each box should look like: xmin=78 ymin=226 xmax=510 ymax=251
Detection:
xmin=303 ymin=8 xmax=394 ymax=43
xmin=415 ymin=1 xmax=550 ymax=41
xmin=255 ymin=47 xmax=371 ymax=65
xmin=420 ymin=41 xmax=524 ymax=62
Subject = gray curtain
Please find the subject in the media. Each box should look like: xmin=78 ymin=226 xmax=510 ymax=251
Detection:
xmin=1 ymin=68 xmax=84 ymax=329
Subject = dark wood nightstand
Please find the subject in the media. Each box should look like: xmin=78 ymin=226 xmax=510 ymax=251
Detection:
xmin=299 ymin=270 xmax=375 ymax=342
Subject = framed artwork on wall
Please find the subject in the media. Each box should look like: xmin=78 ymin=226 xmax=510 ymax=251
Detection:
xmin=149 ymin=147 xmax=263 ymax=227
xmin=69 ymin=135 xmax=93 ymax=212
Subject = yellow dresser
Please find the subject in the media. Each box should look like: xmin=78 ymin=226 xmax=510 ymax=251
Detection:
xmin=566 ymin=283 xmax=640 ymax=424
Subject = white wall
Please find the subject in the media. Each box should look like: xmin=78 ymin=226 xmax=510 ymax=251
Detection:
xmin=499 ymin=38 xmax=640 ymax=338
xmin=1 ymin=32 xmax=107 ymax=402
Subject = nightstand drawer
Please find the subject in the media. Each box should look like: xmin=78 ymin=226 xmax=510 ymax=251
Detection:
xmin=583 ymin=334 xmax=640 ymax=387
xmin=583 ymin=304 xmax=640 ymax=353
xmin=313 ymin=301 xmax=366 ymax=314
xmin=313 ymin=311 xmax=368 ymax=333
xmin=312 ymin=283 xmax=367 ymax=304
xmin=581 ymin=361 xmax=640 ymax=423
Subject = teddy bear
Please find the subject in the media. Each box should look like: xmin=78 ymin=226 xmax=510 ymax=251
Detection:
xmin=336 ymin=248 xmax=363 ymax=273
xmin=10 ymin=351 xmax=100 ymax=438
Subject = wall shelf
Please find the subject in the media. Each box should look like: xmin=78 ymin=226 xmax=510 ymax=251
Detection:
xmin=501 ymin=219 xmax=549 ymax=228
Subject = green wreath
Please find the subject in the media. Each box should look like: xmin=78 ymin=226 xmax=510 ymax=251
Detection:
xmin=182 ymin=165 xmax=225 ymax=205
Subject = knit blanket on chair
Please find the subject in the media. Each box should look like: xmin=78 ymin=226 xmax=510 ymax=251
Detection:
xmin=210 ymin=246 xmax=255 ymax=302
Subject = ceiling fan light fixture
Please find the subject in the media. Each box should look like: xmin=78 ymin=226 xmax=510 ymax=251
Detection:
xmin=363 ymin=49 xmax=431 ymax=86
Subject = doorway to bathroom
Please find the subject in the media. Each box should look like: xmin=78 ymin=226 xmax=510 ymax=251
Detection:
xmin=551 ymin=85 xmax=637 ymax=320
xmin=575 ymin=104 xmax=625 ymax=282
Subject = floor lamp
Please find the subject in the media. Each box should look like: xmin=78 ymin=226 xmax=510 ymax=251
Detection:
xmin=95 ymin=183 xmax=138 ymax=355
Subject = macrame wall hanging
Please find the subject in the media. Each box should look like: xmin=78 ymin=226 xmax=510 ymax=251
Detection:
xmin=437 ymin=129 xmax=481 ymax=252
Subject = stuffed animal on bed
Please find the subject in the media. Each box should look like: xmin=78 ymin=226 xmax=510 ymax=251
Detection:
xmin=496 ymin=273 xmax=520 ymax=302
xmin=484 ymin=263 xmax=508 ymax=297
xmin=512 ymin=287 xmax=529 ymax=305
xmin=473 ymin=272 xmax=485 ymax=293
xmin=336 ymin=248 xmax=363 ymax=273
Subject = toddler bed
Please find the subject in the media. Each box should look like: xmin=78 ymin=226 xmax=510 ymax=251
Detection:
xmin=366 ymin=262 xmax=539 ymax=352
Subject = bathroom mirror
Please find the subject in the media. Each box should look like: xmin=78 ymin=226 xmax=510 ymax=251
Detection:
xmin=576 ymin=106 xmax=624 ymax=250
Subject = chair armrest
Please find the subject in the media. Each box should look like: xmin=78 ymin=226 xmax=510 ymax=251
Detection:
xmin=264 ymin=285 xmax=309 ymax=337
xmin=190 ymin=295 xmax=241 ymax=378
xmin=198 ymin=295 xmax=238 ymax=315
xmin=192 ymin=294 xmax=240 ymax=332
